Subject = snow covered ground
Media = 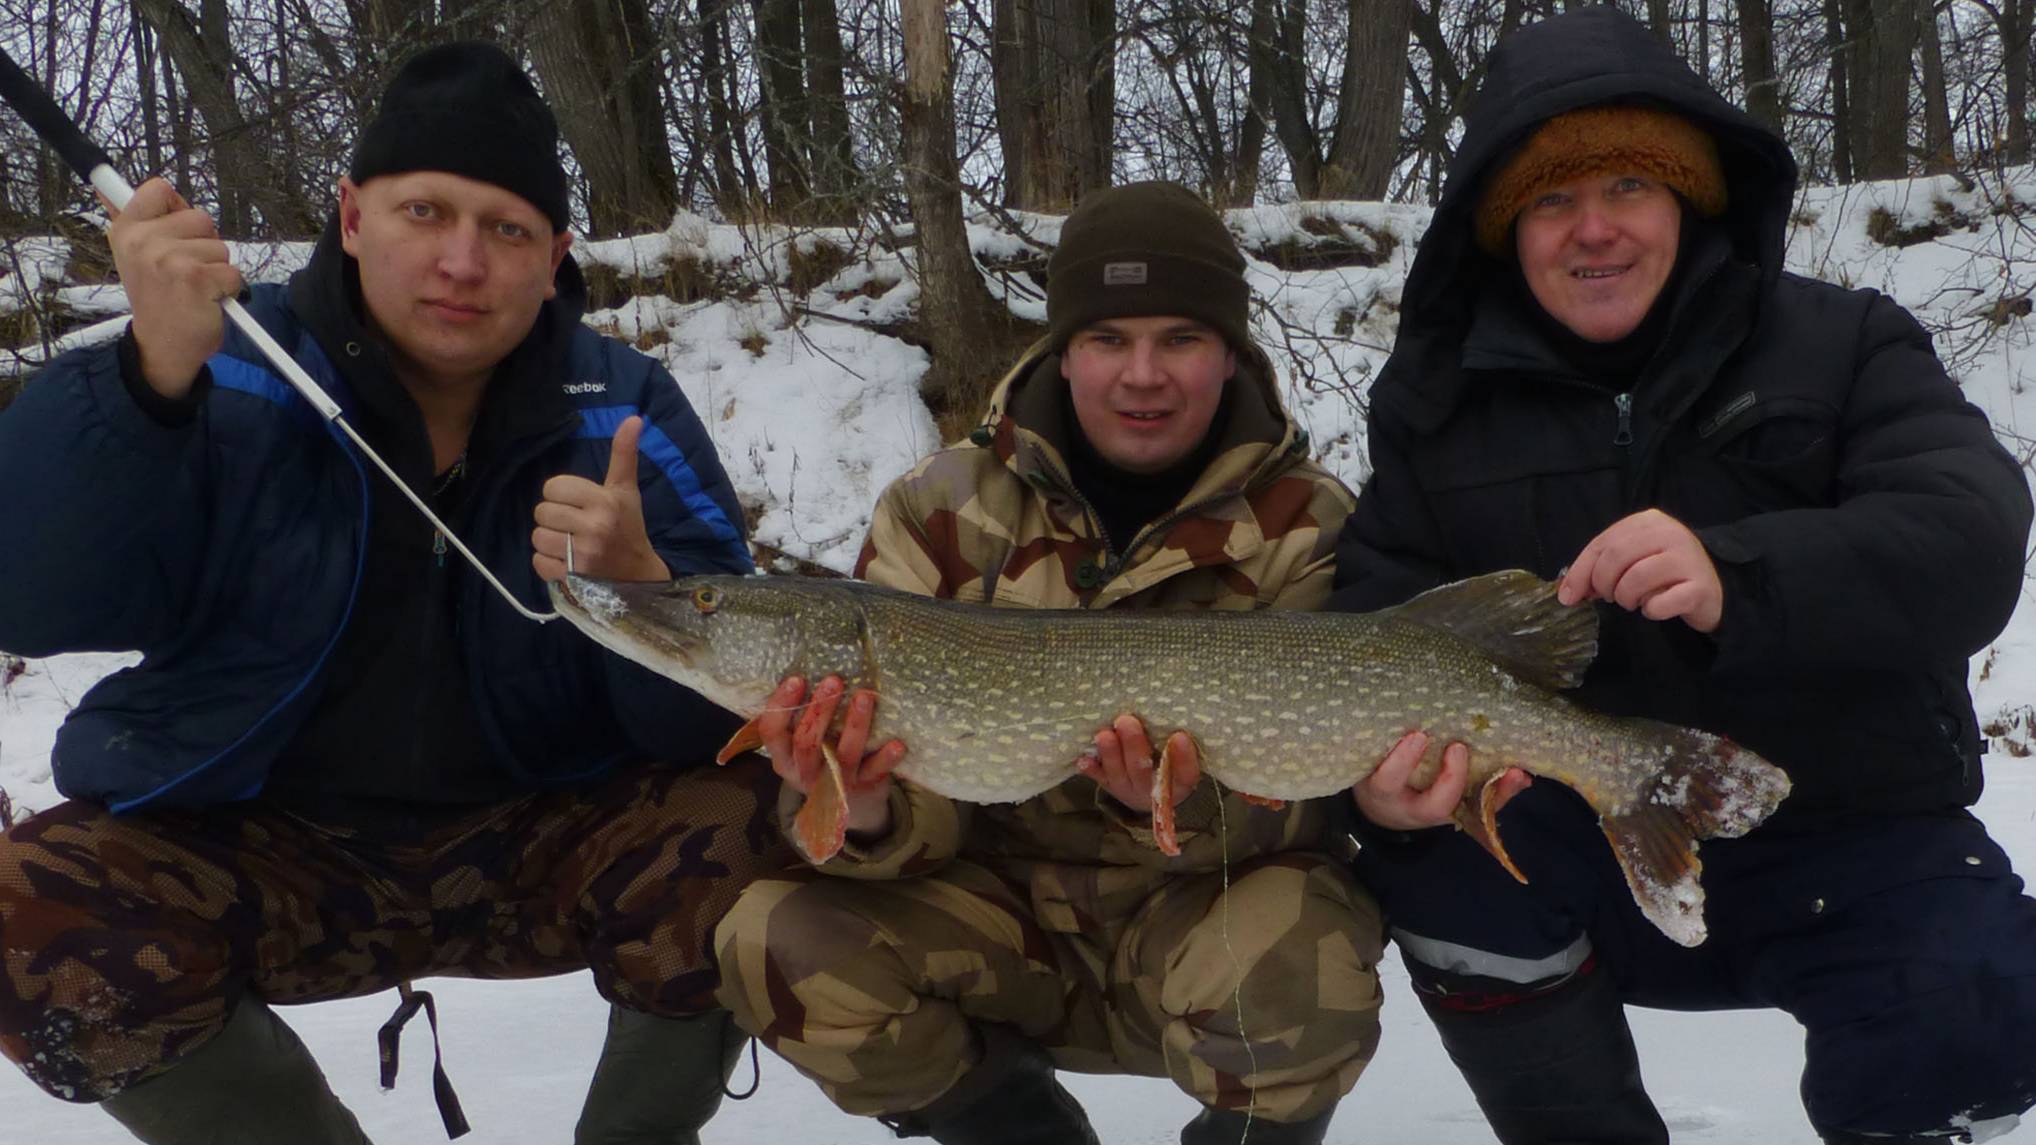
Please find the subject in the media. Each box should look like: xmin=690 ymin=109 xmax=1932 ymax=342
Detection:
xmin=3 ymin=167 xmax=2035 ymax=1141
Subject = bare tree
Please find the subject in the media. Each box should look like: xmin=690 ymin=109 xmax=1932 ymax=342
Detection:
xmin=1839 ymin=0 xmax=1920 ymax=178
xmin=902 ymin=0 xmax=1011 ymax=424
xmin=752 ymin=0 xmax=812 ymax=212
xmin=992 ymin=0 xmax=1115 ymax=209
xmin=528 ymin=0 xmax=680 ymax=236
xmin=804 ymin=0 xmax=861 ymax=212
xmin=132 ymin=0 xmax=318 ymax=236
xmin=1918 ymin=0 xmax=1955 ymax=172
xmin=1737 ymin=0 xmax=1783 ymax=129
xmin=1973 ymin=0 xmax=2032 ymax=162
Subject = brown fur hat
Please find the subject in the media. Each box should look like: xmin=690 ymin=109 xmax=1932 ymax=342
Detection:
xmin=1475 ymin=105 xmax=1727 ymax=256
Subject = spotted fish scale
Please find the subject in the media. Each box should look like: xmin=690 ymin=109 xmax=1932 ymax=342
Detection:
xmin=549 ymin=570 xmax=1791 ymax=946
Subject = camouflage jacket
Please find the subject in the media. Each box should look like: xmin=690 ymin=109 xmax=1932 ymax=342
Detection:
xmin=793 ymin=342 xmax=1358 ymax=942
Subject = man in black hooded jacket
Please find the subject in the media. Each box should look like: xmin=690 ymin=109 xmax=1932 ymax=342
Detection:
xmin=1331 ymin=8 xmax=2036 ymax=1144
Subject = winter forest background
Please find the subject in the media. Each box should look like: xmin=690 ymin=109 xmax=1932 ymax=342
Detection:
xmin=7 ymin=0 xmax=2036 ymax=417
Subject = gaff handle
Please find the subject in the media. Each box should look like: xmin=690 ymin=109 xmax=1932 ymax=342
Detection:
xmin=0 ymin=46 xmax=130 ymax=209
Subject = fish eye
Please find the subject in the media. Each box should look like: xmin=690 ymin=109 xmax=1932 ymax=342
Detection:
xmin=693 ymin=586 xmax=721 ymax=612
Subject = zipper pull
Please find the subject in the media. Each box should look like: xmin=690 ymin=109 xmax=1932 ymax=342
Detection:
xmin=1613 ymin=392 xmax=1635 ymax=447
xmin=433 ymin=530 xmax=447 ymax=568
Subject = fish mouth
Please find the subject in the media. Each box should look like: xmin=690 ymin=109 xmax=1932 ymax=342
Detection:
xmin=550 ymin=575 xmax=706 ymax=670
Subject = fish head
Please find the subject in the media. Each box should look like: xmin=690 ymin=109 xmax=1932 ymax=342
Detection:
xmin=548 ymin=573 xmax=824 ymax=715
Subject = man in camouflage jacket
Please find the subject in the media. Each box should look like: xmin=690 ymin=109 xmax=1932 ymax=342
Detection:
xmin=714 ymin=182 xmax=1399 ymax=1145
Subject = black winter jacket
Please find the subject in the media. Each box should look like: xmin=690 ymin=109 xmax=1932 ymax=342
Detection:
xmin=1330 ymin=7 xmax=2033 ymax=828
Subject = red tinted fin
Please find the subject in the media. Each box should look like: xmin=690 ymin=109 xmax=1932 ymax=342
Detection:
xmin=716 ymin=715 xmax=766 ymax=765
xmin=794 ymin=742 xmax=851 ymax=863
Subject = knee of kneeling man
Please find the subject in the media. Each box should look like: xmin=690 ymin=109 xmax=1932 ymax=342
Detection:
xmin=1175 ymin=863 xmax=1385 ymax=1012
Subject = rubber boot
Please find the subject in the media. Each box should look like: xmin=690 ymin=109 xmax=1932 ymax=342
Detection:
xmin=1421 ymin=966 xmax=1668 ymax=1145
xmin=1181 ymin=1105 xmax=1335 ymax=1144
xmin=883 ymin=1023 xmax=1100 ymax=1145
xmin=574 ymin=1006 xmax=747 ymax=1145
xmin=99 ymin=999 xmax=372 ymax=1145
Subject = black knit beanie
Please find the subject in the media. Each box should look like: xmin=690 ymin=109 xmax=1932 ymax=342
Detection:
xmin=348 ymin=42 xmax=570 ymax=232
xmin=1046 ymin=181 xmax=1251 ymax=351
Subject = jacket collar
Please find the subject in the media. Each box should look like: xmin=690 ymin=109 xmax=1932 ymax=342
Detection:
xmin=287 ymin=216 xmax=588 ymax=477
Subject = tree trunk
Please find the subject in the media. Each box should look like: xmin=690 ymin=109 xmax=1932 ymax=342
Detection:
xmin=134 ymin=0 xmax=319 ymax=236
xmin=992 ymin=0 xmax=1115 ymax=210
xmin=1646 ymin=0 xmax=1674 ymax=41
xmin=1254 ymin=0 xmax=1323 ymax=197
xmin=1826 ymin=0 xmax=1854 ymax=181
xmin=901 ymin=0 xmax=1010 ymax=428
xmin=751 ymin=0 xmax=811 ymax=213
xmin=698 ymin=0 xmax=749 ymax=211
xmin=1997 ymin=0 xmax=2031 ymax=163
xmin=528 ymin=0 xmax=679 ymax=236
xmin=1322 ymin=0 xmax=1411 ymax=199
xmin=803 ymin=0 xmax=860 ymax=213
xmin=135 ymin=8 xmax=163 ymax=176
xmin=1917 ymin=0 xmax=1954 ymax=172
xmin=1735 ymin=0 xmax=1781 ymax=131
xmin=1842 ymin=0 xmax=1918 ymax=179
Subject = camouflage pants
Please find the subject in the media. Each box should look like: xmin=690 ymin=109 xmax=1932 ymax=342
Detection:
xmin=714 ymin=851 xmax=1384 ymax=1122
xmin=0 ymin=756 xmax=792 ymax=1103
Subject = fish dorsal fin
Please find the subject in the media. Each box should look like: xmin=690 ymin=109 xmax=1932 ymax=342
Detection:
xmin=1386 ymin=570 xmax=1598 ymax=690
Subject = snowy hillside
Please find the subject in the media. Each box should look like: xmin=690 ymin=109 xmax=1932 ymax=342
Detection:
xmin=1 ymin=168 xmax=2033 ymax=1142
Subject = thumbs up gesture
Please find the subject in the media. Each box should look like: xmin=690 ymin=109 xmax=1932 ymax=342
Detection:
xmin=532 ymin=415 xmax=671 ymax=583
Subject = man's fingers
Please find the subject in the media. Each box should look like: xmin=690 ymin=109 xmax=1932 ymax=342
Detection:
xmin=1408 ymin=742 xmax=1472 ymax=818
xmin=1371 ymin=729 xmax=1430 ymax=790
xmin=605 ymin=416 xmax=643 ymax=490
xmin=1611 ymin=551 xmax=1680 ymax=612
xmin=1166 ymin=732 xmax=1200 ymax=800
xmin=758 ymin=677 xmax=807 ymax=760
xmin=837 ymin=688 xmax=879 ymax=766
xmin=1112 ymin=713 xmax=1152 ymax=762
xmin=532 ymin=500 xmax=592 ymax=536
xmin=792 ymin=676 xmax=843 ymax=756
xmin=1488 ymin=766 xmax=1533 ymax=816
xmin=541 ymin=473 xmax=606 ymax=509
xmin=857 ymin=740 xmax=908 ymax=786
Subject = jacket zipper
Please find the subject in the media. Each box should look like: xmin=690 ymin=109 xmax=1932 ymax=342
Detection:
xmin=1613 ymin=392 xmax=1635 ymax=447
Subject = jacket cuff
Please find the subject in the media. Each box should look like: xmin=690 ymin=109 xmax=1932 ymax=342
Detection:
xmin=780 ymin=780 xmax=957 ymax=879
xmin=117 ymin=327 xmax=212 ymax=429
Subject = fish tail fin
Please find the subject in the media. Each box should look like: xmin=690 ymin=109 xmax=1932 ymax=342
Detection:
xmin=793 ymin=743 xmax=851 ymax=863
xmin=1599 ymin=731 xmax=1792 ymax=948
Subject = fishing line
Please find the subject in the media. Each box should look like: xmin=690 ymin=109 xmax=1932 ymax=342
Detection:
xmin=0 ymin=46 xmax=562 ymax=624
xmin=1210 ymin=778 xmax=1262 ymax=1141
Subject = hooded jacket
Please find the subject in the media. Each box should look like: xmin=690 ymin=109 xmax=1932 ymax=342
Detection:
xmin=791 ymin=344 xmax=1356 ymax=943
xmin=0 ymin=228 xmax=752 ymax=812
xmin=1331 ymin=7 xmax=2033 ymax=827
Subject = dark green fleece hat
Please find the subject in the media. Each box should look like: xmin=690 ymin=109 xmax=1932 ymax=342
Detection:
xmin=1046 ymin=181 xmax=1251 ymax=351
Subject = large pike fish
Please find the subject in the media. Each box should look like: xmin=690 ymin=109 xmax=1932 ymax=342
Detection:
xmin=548 ymin=569 xmax=1789 ymax=946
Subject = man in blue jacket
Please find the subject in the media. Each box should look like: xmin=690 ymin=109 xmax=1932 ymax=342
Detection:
xmin=1333 ymin=8 xmax=2036 ymax=1145
xmin=0 ymin=43 xmax=780 ymax=1144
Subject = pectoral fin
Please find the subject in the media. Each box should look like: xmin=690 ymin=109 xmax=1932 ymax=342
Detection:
xmin=1151 ymin=738 xmax=1183 ymax=857
xmin=715 ymin=716 xmax=767 ymax=765
xmin=793 ymin=742 xmax=851 ymax=863
xmin=1453 ymin=771 xmax=1527 ymax=884
xmin=1238 ymin=792 xmax=1287 ymax=811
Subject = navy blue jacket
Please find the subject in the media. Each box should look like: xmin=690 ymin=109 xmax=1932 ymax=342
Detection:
xmin=0 ymin=252 xmax=752 ymax=812
xmin=1331 ymin=7 xmax=2033 ymax=827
